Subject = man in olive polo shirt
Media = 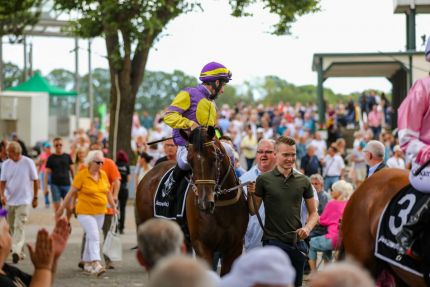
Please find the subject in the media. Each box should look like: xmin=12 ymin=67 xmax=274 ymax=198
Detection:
xmin=248 ymin=136 xmax=319 ymax=287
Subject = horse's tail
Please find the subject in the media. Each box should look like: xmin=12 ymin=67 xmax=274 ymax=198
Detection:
xmin=336 ymin=241 xmax=346 ymax=261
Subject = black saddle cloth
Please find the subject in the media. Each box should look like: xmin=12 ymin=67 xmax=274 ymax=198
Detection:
xmin=153 ymin=168 xmax=189 ymax=220
xmin=375 ymin=184 xmax=430 ymax=279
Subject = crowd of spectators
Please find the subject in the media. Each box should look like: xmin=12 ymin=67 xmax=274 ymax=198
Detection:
xmin=0 ymin=89 xmax=406 ymax=286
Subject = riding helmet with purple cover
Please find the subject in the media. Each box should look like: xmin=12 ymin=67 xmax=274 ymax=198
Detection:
xmin=199 ymin=62 xmax=232 ymax=83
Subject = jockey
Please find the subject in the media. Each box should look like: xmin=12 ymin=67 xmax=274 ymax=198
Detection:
xmin=162 ymin=62 xmax=234 ymax=195
xmin=395 ymin=40 xmax=430 ymax=254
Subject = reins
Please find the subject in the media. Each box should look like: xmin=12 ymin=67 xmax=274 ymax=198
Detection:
xmin=188 ymin=140 xmax=244 ymax=207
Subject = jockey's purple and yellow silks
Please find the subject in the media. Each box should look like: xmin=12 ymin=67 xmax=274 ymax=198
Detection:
xmin=199 ymin=62 xmax=232 ymax=83
xmin=164 ymin=84 xmax=217 ymax=146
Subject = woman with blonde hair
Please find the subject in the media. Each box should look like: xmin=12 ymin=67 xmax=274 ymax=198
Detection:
xmin=73 ymin=146 xmax=88 ymax=172
xmin=308 ymin=180 xmax=353 ymax=272
xmin=57 ymin=150 xmax=117 ymax=276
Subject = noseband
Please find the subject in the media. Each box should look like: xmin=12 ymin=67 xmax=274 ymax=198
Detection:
xmin=187 ymin=141 xmax=241 ymax=206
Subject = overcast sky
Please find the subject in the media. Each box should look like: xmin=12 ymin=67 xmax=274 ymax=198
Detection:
xmin=3 ymin=0 xmax=430 ymax=94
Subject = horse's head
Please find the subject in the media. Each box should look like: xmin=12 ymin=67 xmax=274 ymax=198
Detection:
xmin=180 ymin=126 xmax=224 ymax=214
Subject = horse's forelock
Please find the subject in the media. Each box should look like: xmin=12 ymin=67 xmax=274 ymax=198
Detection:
xmin=190 ymin=128 xmax=204 ymax=153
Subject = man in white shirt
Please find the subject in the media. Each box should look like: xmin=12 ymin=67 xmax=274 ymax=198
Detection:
xmin=322 ymin=145 xmax=345 ymax=191
xmin=310 ymin=132 xmax=327 ymax=161
xmin=0 ymin=141 xmax=38 ymax=263
xmin=386 ymin=145 xmax=406 ymax=169
xmin=240 ymin=139 xmax=276 ymax=251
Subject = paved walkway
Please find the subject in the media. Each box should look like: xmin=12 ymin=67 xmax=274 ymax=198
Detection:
xmin=9 ymin=201 xmax=148 ymax=286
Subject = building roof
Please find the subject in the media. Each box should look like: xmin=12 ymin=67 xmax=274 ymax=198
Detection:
xmin=312 ymin=51 xmax=426 ymax=79
xmin=6 ymin=72 xmax=77 ymax=96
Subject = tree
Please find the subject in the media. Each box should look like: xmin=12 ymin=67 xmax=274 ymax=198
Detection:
xmin=46 ymin=68 xmax=75 ymax=90
xmin=136 ymin=70 xmax=198 ymax=116
xmin=0 ymin=0 xmax=43 ymax=42
xmin=53 ymin=0 xmax=320 ymax=158
xmin=2 ymin=62 xmax=23 ymax=89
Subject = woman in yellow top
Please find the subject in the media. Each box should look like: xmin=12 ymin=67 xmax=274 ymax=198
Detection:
xmin=57 ymin=150 xmax=117 ymax=276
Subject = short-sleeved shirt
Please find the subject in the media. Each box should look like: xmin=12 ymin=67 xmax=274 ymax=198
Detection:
xmin=0 ymin=157 xmax=38 ymax=206
xmin=101 ymin=158 xmax=121 ymax=215
xmin=116 ymin=160 xmax=130 ymax=187
xmin=323 ymin=154 xmax=345 ymax=177
xmin=0 ymin=263 xmax=32 ymax=287
xmin=73 ymin=168 xmax=110 ymax=215
xmin=46 ymin=153 xmax=73 ymax=186
xmin=101 ymin=158 xmax=121 ymax=186
xmin=255 ymin=167 xmax=314 ymax=244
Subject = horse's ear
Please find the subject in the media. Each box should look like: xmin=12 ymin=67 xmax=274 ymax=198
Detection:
xmin=179 ymin=129 xmax=190 ymax=142
xmin=207 ymin=126 xmax=216 ymax=139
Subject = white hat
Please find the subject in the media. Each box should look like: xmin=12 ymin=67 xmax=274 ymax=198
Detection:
xmin=393 ymin=145 xmax=401 ymax=152
xmin=219 ymin=247 xmax=295 ymax=287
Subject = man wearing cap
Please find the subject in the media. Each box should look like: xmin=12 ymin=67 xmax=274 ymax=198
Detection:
xmin=395 ymin=40 xmax=430 ymax=253
xmin=386 ymin=145 xmax=405 ymax=169
xmin=219 ymin=246 xmax=295 ymax=287
xmin=247 ymin=136 xmax=318 ymax=287
xmin=0 ymin=141 xmax=39 ymax=264
xmin=363 ymin=140 xmax=386 ymax=178
xmin=162 ymin=62 xmax=232 ymax=196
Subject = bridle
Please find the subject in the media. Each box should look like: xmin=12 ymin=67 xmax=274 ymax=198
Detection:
xmin=188 ymin=140 xmax=242 ymax=207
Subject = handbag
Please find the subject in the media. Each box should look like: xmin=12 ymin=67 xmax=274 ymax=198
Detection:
xmin=102 ymin=215 xmax=122 ymax=261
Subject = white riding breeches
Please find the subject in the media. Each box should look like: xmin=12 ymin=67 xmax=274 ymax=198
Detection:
xmin=176 ymin=142 xmax=235 ymax=171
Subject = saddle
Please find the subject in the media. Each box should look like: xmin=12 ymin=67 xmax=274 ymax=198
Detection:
xmin=375 ymin=184 xmax=430 ymax=282
xmin=153 ymin=167 xmax=190 ymax=220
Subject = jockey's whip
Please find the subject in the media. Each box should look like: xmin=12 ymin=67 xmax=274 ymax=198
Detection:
xmin=146 ymin=136 xmax=174 ymax=145
xmin=413 ymin=157 xmax=430 ymax=176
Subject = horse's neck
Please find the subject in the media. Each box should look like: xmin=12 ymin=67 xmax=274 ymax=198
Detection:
xmin=220 ymin=156 xmax=238 ymax=189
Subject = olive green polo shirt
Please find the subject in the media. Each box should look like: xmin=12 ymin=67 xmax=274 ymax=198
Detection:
xmin=255 ymin=167 xmax=314 ymax=244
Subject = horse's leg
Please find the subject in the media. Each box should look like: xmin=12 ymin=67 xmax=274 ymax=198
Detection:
xmin=219 ymin=238 xmax=243 ymax=276
xmin=193 ymin=240 xmax=214 ymax=267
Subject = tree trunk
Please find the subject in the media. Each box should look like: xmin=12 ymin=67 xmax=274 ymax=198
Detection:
xmin=106 ymin=38 xmax=152 ymax=161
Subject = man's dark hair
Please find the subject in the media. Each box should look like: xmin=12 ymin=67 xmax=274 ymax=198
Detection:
xmin=53 ymin=137 xmax=62 ymax=142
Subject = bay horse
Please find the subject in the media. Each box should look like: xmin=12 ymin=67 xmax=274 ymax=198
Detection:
xmin=135 ymin=126 xmax=249 ymax=275
xmin=341 ymin=168 xmax=430 ymax=286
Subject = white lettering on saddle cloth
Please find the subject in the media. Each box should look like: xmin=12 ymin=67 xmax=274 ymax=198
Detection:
xmin=410 ymin=164 xmax=430 ymax=193
xmin=155 ymin=201 xmax=169 ymax=207
xmin=388 ymin=193 xmax=416 ymax=235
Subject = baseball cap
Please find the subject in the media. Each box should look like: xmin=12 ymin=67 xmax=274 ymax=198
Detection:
xmin=393 ymin=145 xmax=401 ymax=152
xmin=219 ymin=247 xmax=295 ymax=287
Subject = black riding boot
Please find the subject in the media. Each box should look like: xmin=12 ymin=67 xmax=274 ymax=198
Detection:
xmin=162 ymin=164 xmax=187 ymax=198
xmin=396 ymin=196 xmax=430 ymax=254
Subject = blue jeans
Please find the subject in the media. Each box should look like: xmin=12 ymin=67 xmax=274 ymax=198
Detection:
xmin=309 ymin=235 xmax=333 ymax=261
xmin=324 ymin=176 xmax=339 ymax=191
xmin=51 ymin=184 xmax=70 ymax=203
xmin=263 ymin=239 xmax=309 ymax=287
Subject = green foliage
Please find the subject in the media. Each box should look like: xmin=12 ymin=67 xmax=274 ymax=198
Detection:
xmin=45 ymin=68 xmax=75 ymax=90
xmin=229 ymin=0 xmax=320 ymax=35
xmin=2 ymin=62 xmax=23 ymax=88
xmin=136 ymin=70 xmax=198 ymax=116
xmin=0 ymin=0 xmax=43 ymax=42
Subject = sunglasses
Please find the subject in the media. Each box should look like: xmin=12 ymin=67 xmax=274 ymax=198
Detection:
xmin=93 ymin=160 xmax=104 ymax=165
xmin=55 ymin=144 xmax=63 ymax=147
